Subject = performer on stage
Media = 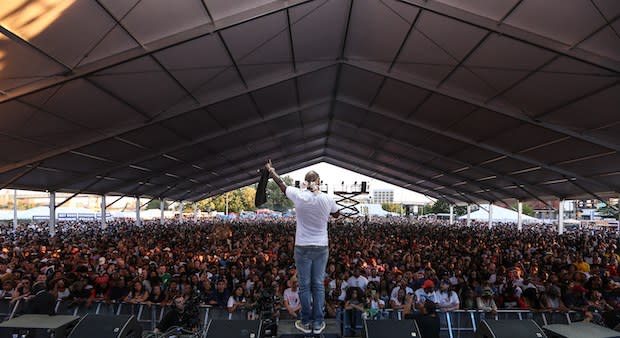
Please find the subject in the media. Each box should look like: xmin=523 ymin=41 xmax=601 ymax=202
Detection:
xmin=265 ymin=161 xmax=339 ymax=334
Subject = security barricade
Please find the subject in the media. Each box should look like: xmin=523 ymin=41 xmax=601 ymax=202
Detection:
xmin=0 ymin=298 xmax=585 ymax=337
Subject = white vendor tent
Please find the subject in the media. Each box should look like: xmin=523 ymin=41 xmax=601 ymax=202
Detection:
xmin=458 ymin=204 xmax=539 ymax=223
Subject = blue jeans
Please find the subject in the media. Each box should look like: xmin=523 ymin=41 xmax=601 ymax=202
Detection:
xmin=294 ymin=245 xmax=328 ymax=327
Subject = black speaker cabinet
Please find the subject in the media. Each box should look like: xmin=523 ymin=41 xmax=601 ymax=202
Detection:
xmin=476 ymin=319 xmax=546 ymax=338
xmin=544 ymin=322 xmax=620 ymax=338
xmin=206 ymin=320 xmax=263 ymax=338
xmin=0 ymin=314 xmax=80 ymax=338
xmin=364 ymin=320 xmax=422 ymax=338
xmin=68 ymin=314 xmax=142 ymax=338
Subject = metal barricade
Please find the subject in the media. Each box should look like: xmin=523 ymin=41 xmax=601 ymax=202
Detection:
xmin=0 ymin=298 xmax=15 ymax=321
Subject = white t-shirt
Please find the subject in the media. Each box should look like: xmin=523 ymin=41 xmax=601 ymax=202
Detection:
xmin=347 ymin=275 xmax=369 ymax=291
xmin=286 ymin=187 xmax=339 ymax=246
xmin=328 ymin=279 xmax=349 ymax=301
xmin=437 ymin=290 xmax=460 ymax=309
xmin=415 ymin=288 xmax=439 ymax=304
xmin=227 ymin=295 xmax=245 ymax=308
xmin=283 ymin=287 xmax=301 ymax=307
xmin=390 ymin=286 xmax=413 ymax=302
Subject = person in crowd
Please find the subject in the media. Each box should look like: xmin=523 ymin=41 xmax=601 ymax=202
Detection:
xmin=154 ymin=295 xmax=195 ymax=333
xmin=477 ymin=287 xmax=498 ymax=315
xmin=211 ymin=279 xmax=230 ymax=308
xmin=227 ymin=285 xmax=248 ymax=316
xmin=344 ymin=287 xmax=366 ymax=335
xmin=0 ymin=215 xmax=619 ymax=331
xmin=125 ymin=280 xmax=149 ymax=304
xmin=415 ymin=279 xmax=439 ymax=310
xmin=266 ymin=161 xmax=339 ymax=335
xmin=23 ymin=281 xmax=56 ymax=315
xmin=283 ymin=276 xmax=301 ymax=319
xmin=366 ymin=283 xmax=386 ymax=319
xmin=411 ymin=301 xmax=440 ymax=338
xmin=437 ymin=280 xmax=460 ymax=311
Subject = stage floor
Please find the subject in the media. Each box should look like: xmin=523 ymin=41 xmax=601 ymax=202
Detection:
xmin=277 ymin=319 xmax=341 ymax=338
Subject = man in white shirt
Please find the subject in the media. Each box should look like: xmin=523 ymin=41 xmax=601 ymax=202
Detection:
xmin=267 ymin=161 xmax=339 ymax=335
xmin=347 ymin=268 xmax=369 ymax=292
xmin=415 ymin=280 xmax=439 ymax=310
xmin=367 ymin=268 xmax=381 ymax=284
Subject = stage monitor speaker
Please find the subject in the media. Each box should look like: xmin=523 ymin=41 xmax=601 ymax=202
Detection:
xmin=361 ymin=181 xmax=367 ymax=193
xmin=206 ymin=320 xmax=262 ymax=338
xmin=68 ymin=314 xmax=142 ymax=338
xmin=364 ymin=320 xmax=421 ymax=338
xmin=544 ymin=322 xmax=620 ymax=338
xmin=0 ymin=314 xmax=80 ymax=338
xmin=476 ymin=320 xmax=546 ymax=338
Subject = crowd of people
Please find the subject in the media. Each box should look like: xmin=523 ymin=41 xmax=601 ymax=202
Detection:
xmin=0 ymin=217 xmax=619 ymax=330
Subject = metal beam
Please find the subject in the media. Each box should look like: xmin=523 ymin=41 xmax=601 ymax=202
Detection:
xmin=0 ymin=57 xmax=339 ymax=176
xmin=105 ymin=123 xmax=328 ymax=194
xmin=331 ymin=118 xmax=561 ymax=200
xmin=49 ymin=97 xmax=331 ymax=190
xmin=0 ymin=25 xmax=71 ymax=71
xmin=0 ymin=0 xmax=315 ymax=105
xmin=346 ymin=61 xmax=620 ymax=153
xmin=325 ymin=148 xmax=471 ymax=204
xmin=328 ymin=142 xmax=480 ymax=205
xmin=177 ymin=154 xmax=325 ymax=201
xmin=332 ymin=119 xmax=534 ymax=202
xmin=0 ymin=163 xmax=41 ymax=190
xmin=398 ymin=0 xmax=620 ymax=73
xmin=324 ymin=0 xmax=354 ymax=155
xmin=337 ymin=97 xmax=619 ymax=192
xmin=323 ymin=155 xmax=460 ymax=203
xmin=329 ymin=132 xmax=510 ymax=203
xmin=327 ymin=143 xmax=480 ymax=205
xmin=132 ymin=134 xmax=328 ymax=198
xmin=106 ymin=195 xmax=125 ymax=208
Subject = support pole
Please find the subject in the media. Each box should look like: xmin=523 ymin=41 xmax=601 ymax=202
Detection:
xmin=136 ymin=197 xmax=141 ymax=227
xmin=49 ymin=192 xmax=56 ymax=236
xmin=179 ymin=201 xmax=184 ymax=223
xmin=193 ymin=203 xmax=198 ymax=222
xmin=449 ymin=204 xmax=454 ymax=225
xmin=101 ymin=195 xmax=107 ymax=229
xmin=488 ymin=202 xmax=493 ymax=229
xmin=558 ymin=199 xmax=564 ymax=235
xmin=466 ymin=204 xmax=471 ymax=227
xmin=160 ymin=199 xmax=165 ymax=225
xmin=13 ymin=189 xmax=18 ymax=231
xmin=517 ymin=201 xmax=523 ymax=231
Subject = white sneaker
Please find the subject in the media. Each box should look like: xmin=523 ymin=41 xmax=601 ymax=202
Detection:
xmin=295 ymin=320 xmax=312 ymax=334
xmin=313 ymin=321 xmax=326 ymax=334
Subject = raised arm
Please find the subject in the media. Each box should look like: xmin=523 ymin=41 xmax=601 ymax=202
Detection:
xmin=265 ymin=160 xmax=287 ymax=194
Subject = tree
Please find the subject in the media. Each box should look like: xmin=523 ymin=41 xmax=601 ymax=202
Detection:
xmin=146 ymin=199 xmax=171 ymax=210
xmin=420 ymin=200 xmax=468 ymax=216
xmin=422 ymin=199 xmax=449 ymax=214
xmin=261 ymin=176 xmax=294 ymax=211
xmin=381 ymin=203 xmax=402 ymax=213
xmin=195 ymin=187 xmax=257 ymax=213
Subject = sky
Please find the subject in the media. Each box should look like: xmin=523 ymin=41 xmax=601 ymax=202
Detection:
xmin=283 ymin=162 xmax=433 ymax=204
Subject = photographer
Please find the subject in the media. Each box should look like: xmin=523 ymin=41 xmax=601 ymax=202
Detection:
xmin=154 ymin=295 xmax=195 ymax=333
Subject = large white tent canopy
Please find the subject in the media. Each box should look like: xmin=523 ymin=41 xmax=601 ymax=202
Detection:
xmin=0 ymin=0 xmax=618 ymax=206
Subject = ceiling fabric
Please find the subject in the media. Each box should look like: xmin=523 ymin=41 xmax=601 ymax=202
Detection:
xmin=0 ymin=0 xmax=618 ymax=205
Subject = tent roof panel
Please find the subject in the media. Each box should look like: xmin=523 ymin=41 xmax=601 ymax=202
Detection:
xmin=0 ymin=0 xmax=617 ymax=203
